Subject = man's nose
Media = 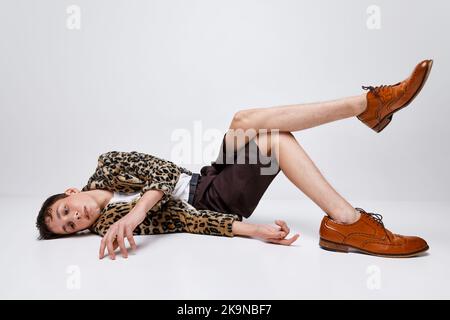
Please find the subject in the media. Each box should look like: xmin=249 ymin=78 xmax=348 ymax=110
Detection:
xmin=74 ymin=211 xmax=81 ymax=220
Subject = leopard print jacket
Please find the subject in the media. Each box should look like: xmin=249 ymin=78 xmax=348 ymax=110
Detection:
xmin=81 ymin=151 xmax=242 ymax=237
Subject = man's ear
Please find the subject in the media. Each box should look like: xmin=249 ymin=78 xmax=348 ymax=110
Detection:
xmin=64 ymin=187 xmax=80 ymax=196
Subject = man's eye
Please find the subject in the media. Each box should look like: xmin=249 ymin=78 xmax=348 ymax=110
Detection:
xmin=70 ymin=222 xmax=76 ymax=229
xmin=64 ymin=207 xmax=69 ymax=215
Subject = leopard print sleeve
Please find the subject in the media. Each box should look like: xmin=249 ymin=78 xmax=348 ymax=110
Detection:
xmin=135 ymin=198 xmax=244 ymax=237
xmin=89 ymin=198 xmax=243 ymax=238
xmin=167 ymin=199 xmax=244 ymax=237
xmin=179 ymin=209 xmax=243 ymax=237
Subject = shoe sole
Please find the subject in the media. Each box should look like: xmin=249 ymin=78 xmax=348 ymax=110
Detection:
xmin=319 ymin=238 xmax=429 ymax=258
xmin=372 ymin=59 xmax=434 ymax=133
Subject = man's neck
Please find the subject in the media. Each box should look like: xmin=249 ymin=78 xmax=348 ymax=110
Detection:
xmin=90 ymin=189 xmax=114 ymax=210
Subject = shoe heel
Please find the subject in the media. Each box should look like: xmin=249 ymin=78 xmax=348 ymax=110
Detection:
xmin=372 ymin=115 xmax=393 ymax=133
xmin=319 ymin=238 xmax=350 ymax=253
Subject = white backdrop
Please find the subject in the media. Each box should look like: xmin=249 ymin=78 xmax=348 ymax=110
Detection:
xmin=1 ymin=0 xmax=449 ymax=203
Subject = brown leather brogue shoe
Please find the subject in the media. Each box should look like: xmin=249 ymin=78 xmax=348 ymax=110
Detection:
xmin=357 ymin=59 xmax=433 ymax=133
xmin=319 ymin=207 xmax=429 ymax=258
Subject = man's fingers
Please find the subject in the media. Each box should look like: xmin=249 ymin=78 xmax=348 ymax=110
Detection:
xmin=106 ymin=234 xmax=116 ymax=260
xmin=125 ymin=226 xmax=137 ymax=251
xmin=269 ymin=233 xmax=300 ymax=246
xmin=282 ymin=234 xmax=300 ymax=246
xmin=117 ymin=225 xmax=128 ymax=258
xmin=275 ymin=231 xmax=287 ymax=239
xmin=99 ymin=223 xmax=136 ymax=260
xmin=99 ymin=237 xmax=106 ymax=259
xmin=275 ymin=220 xmax=290 ymax=235
xmin=266 ymin=230 xmax=285 ymax=239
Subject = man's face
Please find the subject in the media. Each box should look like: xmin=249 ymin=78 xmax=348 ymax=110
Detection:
xmin=46 ymin=188 xmax=101 ymax=235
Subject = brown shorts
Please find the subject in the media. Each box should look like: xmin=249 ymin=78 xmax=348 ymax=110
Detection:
xmin=192 ymin=132 xmax=281 ymax=219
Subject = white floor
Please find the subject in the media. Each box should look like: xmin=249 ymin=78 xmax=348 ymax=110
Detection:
xmin=1 ymin=196 xmax=449 ymax=299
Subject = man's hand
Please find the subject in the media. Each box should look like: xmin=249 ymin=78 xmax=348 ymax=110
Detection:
xmin=253 ymin=220 xmax=300 ymax=246
xmin=99 ymin=190 xmax=164 ymax=260
xmin=99 ymin=210 xmax=144 ymax=260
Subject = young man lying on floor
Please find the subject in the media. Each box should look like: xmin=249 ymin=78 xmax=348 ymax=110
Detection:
xmin=36 ymin=151 xmax=299 ymax=260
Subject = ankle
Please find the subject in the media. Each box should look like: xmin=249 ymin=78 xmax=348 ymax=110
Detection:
xmin=353 ymin=94 xmax=368 ymax=116
xmin=330 ymin=208 xmax=361 ymax=225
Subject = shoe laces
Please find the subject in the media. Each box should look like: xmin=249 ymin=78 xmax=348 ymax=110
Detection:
xmin=361 ymin=82 xmax=402 ymax=97
xmin=355 ymin=207 xmax=383 ymax=225
xmin=355 ymin=207 xmax=392 ymax=241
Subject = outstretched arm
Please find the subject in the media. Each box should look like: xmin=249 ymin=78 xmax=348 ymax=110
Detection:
xmin=156 ymin=200 xmax=299 ymax=245
xmin=94 ymin=194 xmax=299 ymax=260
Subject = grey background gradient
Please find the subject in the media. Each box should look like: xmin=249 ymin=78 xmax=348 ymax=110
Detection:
xmin=1 ymin=0 xmax=449 ymax=203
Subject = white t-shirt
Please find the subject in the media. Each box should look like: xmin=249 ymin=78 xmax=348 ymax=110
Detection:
xmin=171 ymin=172 xmax=192 ymax=202
xmin=107 ymin=172 xmax=192 ymax=205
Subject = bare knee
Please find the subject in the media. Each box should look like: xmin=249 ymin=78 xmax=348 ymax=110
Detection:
xmin=265 ymin=131 xmax=295 ymax=157
xmin=230 ymin=109 xmax=258 ymax=130
xmin=271 ymin=131 xmax=294 ymax=145
xmin=255 ymin=131 xmax=293 ymax=157
xmin=254 ymin=132 xmax=271 ymax=157
xmin=278 ymin=131 xmax=294 ymax=139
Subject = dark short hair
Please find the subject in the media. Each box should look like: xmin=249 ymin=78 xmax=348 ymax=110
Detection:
xmin=36 ymin=193 xmax=69 ymax=240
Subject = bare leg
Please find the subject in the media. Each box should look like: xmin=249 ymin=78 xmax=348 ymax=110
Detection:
xmin=254 ymin=131 xmax=360 ymax=224
xmin=226 ymin=94 xmax=367 ymax=151
xmin=222 ymin=94 xmax=366 ymax=222
xmin=232 ymin=94 xmax=367 ymax=132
